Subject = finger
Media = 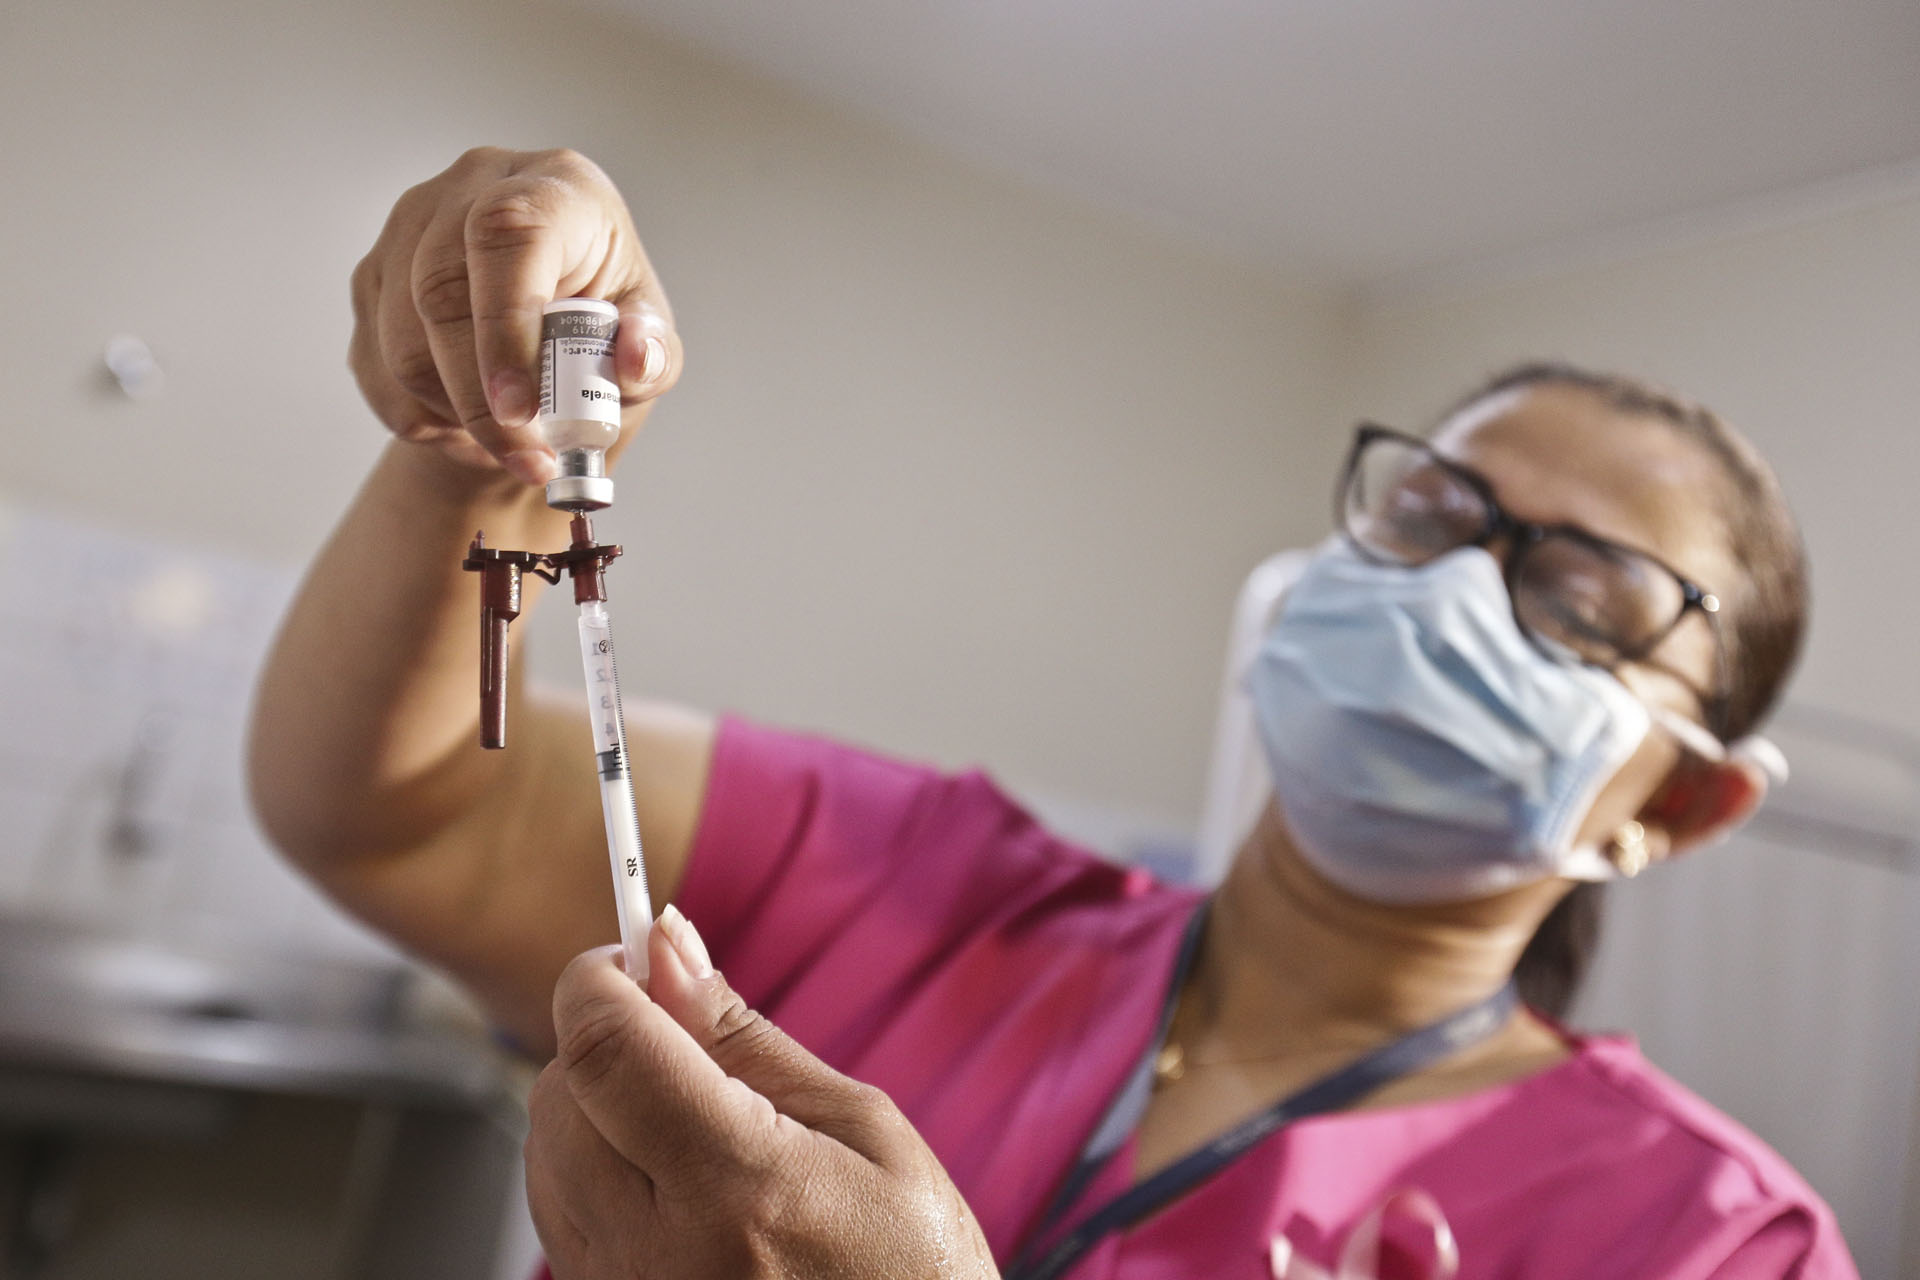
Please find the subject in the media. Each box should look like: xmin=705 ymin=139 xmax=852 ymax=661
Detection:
xmin=409 ymin=213 xmax=559 ymax=488
xmin=613 ymin=304 xmax=683 ymax=407
xmin=376 ymin=243 xmax=459 ymax=427
xmin=461 ymin=152 xmax=644 ymax=438
xmin=645 ymin=909 xmax=905 ymax=1158
xmin=526 ymin=1061 xmax=653 ymax=1233
xmin=356 ymin=170 xmax=470 ymax=437
xmin=524 ymin=1119 xmax=592 ymax=1276
xmin=460 ymin=180 xmax=563 ymax=437
xmin=584 ymin=304 xmax=681 ymax=477
xmin=414 ymin=201 xmax=560 ymax=483
xmin=551 ymin=945 xmax=791 ymax=1187
xmin=411 ymin=205 xmax=514 ymax=437
xmin=350 ymin=252 xmax=450 ymax=442
xmin=349 ymin=280 xmax=464 ymax=446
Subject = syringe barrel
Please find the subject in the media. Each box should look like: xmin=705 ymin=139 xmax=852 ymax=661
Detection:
xmin=577 ymin=599 xmax=652 ymax=982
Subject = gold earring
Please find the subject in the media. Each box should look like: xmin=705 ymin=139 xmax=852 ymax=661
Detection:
xmin=1609 ymin=820 xmax=1650 ymax=877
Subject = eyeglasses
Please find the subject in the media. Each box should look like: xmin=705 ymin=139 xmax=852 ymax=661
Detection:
xmin=1336 ymin=424 xmax=1728 ymax=736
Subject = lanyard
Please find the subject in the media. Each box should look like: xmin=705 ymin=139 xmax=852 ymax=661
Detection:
xmin=1005 ymin=905 xmax=1518 ymax=1280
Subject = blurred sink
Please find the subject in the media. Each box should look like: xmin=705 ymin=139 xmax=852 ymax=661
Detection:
xmin=0 ymin=912 xmax=518 ymax=1119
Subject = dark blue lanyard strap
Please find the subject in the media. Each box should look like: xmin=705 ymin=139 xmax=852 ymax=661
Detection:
xmin=1006 ymin=952 xmax=1518 ymax=1280
xmin=1019 ymin=904 xmax=1212 ymax=1245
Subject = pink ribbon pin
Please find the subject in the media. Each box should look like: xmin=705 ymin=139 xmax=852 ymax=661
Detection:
xmin=1269 ymin=1188 xmax=1460 ymax=1280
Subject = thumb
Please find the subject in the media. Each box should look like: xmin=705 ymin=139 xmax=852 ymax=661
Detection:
xmin=550 ymin=943 xmax=787 ymax=1188
xmin=647 ymin=905 xmax=906 ymax=1159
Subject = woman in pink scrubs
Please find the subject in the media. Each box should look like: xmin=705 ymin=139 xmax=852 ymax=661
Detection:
xmin=252 ymin=148 xmax=1858 ymax=1278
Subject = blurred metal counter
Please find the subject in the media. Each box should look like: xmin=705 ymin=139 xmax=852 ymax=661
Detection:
xmin=0 ymin=911 xmax=532 ymax=1280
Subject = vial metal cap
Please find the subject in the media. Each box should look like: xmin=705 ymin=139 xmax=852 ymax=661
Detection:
xmin=546 ymin=447 xmax=614 ymax=510
xmin=546 ymin=474 xmax=615 ymax=511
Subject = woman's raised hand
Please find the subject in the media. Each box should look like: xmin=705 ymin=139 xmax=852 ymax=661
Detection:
xmin=348 ymin=147 xmax=682 ymax=488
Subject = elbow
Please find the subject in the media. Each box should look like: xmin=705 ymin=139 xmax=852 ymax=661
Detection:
xmin=244 ymin=673 xmax=350 ymax=872
xmin=244 ymin=701 xmax=318 ymax=869
xmin=244 ymin=687 xmax=491 ymax=875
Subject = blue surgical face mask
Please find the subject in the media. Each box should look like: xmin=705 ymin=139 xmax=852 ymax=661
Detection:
xmin=1246 ymin=539 xmax=1650 ymax=904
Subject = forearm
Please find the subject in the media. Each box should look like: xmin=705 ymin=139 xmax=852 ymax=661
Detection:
xmin=248 ymin=441 xmax=570 ymax=863
xmin=248 ymin=148 xmax=704 ymax=1027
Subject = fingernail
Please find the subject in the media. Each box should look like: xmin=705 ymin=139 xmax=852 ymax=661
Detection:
xmin=641 ymin=337 xmax=669 ymax=387
xmin=503 ymin=448 xmax=556 ymax=486
xmin=490 ymin=370 xmax=536 ymax=427
xmin=657 ymin=903 xmax=713 ymax=979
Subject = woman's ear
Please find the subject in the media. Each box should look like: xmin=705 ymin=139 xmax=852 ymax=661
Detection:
xmin=1637 ymin=753 xmax=1769 ymax=861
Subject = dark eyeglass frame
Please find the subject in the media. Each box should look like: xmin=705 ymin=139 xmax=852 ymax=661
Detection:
xmin=1336 ymin=423 xmax=1730 ymax=734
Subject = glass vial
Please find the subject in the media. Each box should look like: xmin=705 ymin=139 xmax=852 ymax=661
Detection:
xmin=538 ymin=298 xmax=621 ymax=510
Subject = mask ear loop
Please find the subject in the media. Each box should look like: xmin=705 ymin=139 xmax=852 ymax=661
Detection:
xmin=1645 ymin=702 xmax=1788 ymax=786
xmin=1731 ymin=734 xmax=1790 ymax=785
xmin=1694 ymin=596 xmax=1752 ymax=757
xmin=1689 ymin=600 xmax=1789 ymax=784
xmin=1624 ymin=703 xmax=1787 ymax=868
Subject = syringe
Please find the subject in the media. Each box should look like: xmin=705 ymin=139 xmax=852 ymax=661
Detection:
xmin=462 ymin=297 xmax=655 ymax=983
xmin=541 ymin=298 xmax=653 ymax=981
xmin=575 ymin=592 xmax=652 ymax=981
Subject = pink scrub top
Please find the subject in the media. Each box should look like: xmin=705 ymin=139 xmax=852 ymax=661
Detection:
xmin=543 ymin=717 xmax=1857 ymax=1279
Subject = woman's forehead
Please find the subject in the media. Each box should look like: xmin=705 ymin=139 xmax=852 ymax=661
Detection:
xmin=1430 ymin=385 xmax=1730 ymax=587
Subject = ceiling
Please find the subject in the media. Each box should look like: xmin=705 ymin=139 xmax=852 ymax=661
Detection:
xmin=588 ymin=0 xmax=1920 ymax=293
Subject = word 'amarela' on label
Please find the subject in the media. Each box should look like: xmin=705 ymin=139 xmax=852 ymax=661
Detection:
xmin=539 ymin=306 xmax=620 ymax=426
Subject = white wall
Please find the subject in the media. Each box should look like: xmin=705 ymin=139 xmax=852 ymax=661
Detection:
xmin=0 ymin=0 xmax=1342 ymax=835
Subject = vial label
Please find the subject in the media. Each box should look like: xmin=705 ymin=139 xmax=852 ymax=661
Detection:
xmin=539 ymin=308 xmax=620 ymax=426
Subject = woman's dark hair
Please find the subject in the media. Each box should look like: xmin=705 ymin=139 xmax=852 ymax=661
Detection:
xmin=1432 ymin=361 xmax=1811 ymax=1018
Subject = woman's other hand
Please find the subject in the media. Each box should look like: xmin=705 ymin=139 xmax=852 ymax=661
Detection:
xmin=527 ymin=909 xmax=1000 ymax=1280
